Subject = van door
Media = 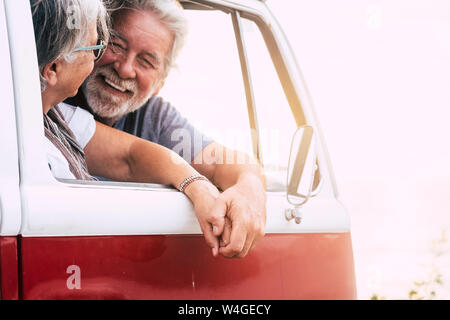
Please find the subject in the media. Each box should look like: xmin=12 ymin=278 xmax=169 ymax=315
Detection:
xmin=161 ymin=1 xmax=357 ymax=299
xmin=7 ymin=0 xmax=356 ymax=300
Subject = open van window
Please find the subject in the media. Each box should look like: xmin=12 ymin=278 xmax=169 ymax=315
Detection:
xmin=38 ymin=3 xmax=316 ymax=195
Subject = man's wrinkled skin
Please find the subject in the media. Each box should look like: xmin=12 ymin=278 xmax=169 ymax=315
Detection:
xmin=82 ymin=7 xmax=267 ymax=258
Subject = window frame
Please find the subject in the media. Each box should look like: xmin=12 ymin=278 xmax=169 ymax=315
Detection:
xmin=230 ymin=10 xmax=263 ymax=163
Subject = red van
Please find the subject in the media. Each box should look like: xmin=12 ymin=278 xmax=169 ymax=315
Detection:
xmin=0 ymin=0 xmax=356 ymax=300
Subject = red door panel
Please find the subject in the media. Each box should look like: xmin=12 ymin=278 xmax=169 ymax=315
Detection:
xmin=0 ymin=236 xmax=19 ymax=300
xmin=20 ymin=233 xmax=356 ymax=300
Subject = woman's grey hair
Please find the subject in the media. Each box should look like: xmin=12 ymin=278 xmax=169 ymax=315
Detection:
xmin=104 ymin=0 xmax=188 ymax=79
xmin=31 ymin=0 xmax=110 ymax=91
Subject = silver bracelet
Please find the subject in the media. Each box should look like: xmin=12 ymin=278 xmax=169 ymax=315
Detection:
xmin=178 ymin=174 xmax=209 ymax=193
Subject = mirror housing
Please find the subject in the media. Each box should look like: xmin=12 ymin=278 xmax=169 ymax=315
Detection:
xmin=286 ymin=125 xmax=318 ymax=207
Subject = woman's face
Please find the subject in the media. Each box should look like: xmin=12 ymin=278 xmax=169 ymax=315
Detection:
xmin=57 ymin=21 xmax=99 ymax=100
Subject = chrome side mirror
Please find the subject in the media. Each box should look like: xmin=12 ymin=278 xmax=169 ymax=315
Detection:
xmin=285 ymin=126 xmax=318 ymax=223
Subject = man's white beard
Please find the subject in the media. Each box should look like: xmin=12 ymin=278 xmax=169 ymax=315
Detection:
xmin=82 ymin=65 xmax=157 ymax=120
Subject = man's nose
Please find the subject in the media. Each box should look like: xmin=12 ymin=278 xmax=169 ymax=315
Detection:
xmin=114 ymin=54 xmax=136 ymax=79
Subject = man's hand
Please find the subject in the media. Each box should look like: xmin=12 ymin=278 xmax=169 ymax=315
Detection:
xmin=219 ymin=217 xmax=232 ymax=248
xmin=217 ymin=174 xmax=267 ymax=258
xmin=184 ymin=180 xmax=226 ymax=257
xmin=191 ymin=142 xmax=267 ymax=258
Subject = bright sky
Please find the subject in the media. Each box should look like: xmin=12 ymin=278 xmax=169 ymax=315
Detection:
xmin=267 ymin=0 xmax=450 ymax=299
xmin=269 ymin=0 xmax=450 ymax=181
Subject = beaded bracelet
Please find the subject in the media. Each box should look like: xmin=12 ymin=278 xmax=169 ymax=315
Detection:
xmin=178 ymin=174 xmax=209 ymax=193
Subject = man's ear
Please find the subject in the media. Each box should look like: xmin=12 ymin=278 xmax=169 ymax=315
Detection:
xmin=42 ymin=61 xmax=59 ymax=87
xmin=153 ymin=79 xmax=165 ymax=96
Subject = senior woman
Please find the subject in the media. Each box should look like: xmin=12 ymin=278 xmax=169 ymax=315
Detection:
xmin=31 ymin=0 xmax=227 ymax=257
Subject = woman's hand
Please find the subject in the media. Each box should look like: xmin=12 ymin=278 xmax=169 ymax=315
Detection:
xmin=184 ymin=180 xmax=227 ymax=257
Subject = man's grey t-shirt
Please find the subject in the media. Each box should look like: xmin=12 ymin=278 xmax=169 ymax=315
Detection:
xmin=112 ymin=96 xmax=214 ymax=162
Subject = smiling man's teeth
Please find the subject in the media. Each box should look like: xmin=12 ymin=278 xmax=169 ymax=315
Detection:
xmin=104 ymin=78 xmax=126 ymax=92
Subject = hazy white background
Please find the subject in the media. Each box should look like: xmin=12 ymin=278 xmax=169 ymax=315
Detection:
xmin=267 ymin=0 xmax=450 ymax=299
xmin=161 ymin=0 xmax=450 ymax=299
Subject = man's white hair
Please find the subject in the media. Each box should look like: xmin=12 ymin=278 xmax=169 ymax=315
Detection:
xmin=105 ymin=0 xmax=188 ymax=78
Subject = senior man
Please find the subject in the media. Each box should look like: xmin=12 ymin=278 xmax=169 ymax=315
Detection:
xmin=66 ymin=0 xmax=266 ymax=259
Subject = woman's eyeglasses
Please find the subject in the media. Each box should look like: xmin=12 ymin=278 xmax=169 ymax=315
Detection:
xmin=73 ymin=39 xmax=107 ymax=62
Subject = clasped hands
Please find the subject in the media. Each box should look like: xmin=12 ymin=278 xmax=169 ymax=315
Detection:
xmin=185 ymin=177 xmax=266 ymax=259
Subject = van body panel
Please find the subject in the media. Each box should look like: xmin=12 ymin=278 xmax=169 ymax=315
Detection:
xmin=0 ymin=237 xmax=19 ymax=300
xmin=20 ymin=233 xmax=356 ymax=300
